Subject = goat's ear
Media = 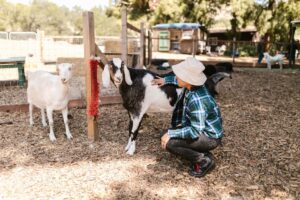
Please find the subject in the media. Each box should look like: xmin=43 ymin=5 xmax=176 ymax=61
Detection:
xmin=102 ymin=64 xmax=111 ymax=88
xmin=123 ymin=64 xmax=133 ymax=85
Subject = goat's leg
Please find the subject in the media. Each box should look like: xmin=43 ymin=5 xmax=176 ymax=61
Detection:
xmin=126 ymin=113 xmax=145 ymax=155
xmin=46 ymin=108 xmax=56 ymax=141
xmin=267 ymin=62 xmax=271 ymax=70
xmin=125 ymin=118 xmax=133 ymax=151
xmin=41 ymin=108 xmax=47 ymax=127
xmin=62 ymin=107 xmax=73 ymax=140
xmin=29 ymin=103 xmax=34 ymax=126
xmin=279 ymin=62 xmax=283 ymax=70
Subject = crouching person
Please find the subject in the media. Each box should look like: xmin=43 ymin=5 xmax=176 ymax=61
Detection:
xmin=152 ymin=57 xmax=223 ymax=178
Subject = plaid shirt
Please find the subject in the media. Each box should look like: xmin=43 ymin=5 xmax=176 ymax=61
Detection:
xmin=164 ymin=76 xmax=223 ymax=139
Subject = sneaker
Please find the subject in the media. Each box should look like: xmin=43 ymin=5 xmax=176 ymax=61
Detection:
xmin=188 ymin=158 xmax=215 ymax=178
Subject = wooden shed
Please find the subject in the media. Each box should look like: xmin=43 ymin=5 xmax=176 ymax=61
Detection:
xmin=151 ymin=23 xmax=207 ymax=54
xmin=208 ymin=27 xmax=257 ymax=42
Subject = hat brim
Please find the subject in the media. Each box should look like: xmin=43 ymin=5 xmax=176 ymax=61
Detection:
xmin=172 ymin=63 xmax=207 ymax=86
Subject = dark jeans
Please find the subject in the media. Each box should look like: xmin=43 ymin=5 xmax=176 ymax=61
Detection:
xmin=166 ymin=133 xmax=221 ymax=164
xmin=257 ymin=52 xmax=264 ymax=64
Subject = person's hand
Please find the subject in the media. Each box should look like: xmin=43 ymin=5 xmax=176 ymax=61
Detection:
xmin=161 ymin=133 xmax=170 ymax=150
xmin=151 ymin=76 xmax=165 ymax=87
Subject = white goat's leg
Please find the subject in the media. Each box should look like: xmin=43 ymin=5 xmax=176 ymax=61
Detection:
xmin=41 ymin=108 xmax=47 ymax=127
xmin=267 ymin=63 xmax=271 ymax=70
xmin=29 ymin=103 xmax=34 ymax=126
xmin=46 ymin=108 xmax=56 ymax=141
xmin=279 ymin=62 xmax=283 ymax=70
xmin=62 ymin=108 xmax=73 ymax=140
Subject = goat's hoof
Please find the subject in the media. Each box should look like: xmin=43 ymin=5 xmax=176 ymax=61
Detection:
xmin=126 ymin=142 xmax=136 ymax=155
xmin=126 ymin=149 xmax=135 ymax=155
xmin=66 ymin=134 xmax=73 ymax=140
xmin=49 ymin=134 xmax=56 ymax=142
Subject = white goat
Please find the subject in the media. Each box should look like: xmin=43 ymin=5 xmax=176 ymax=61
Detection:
xmin=263 ymin=52 xmax=284 ymax=70
xmin=27 ymin=63 xmax=73 ymax=141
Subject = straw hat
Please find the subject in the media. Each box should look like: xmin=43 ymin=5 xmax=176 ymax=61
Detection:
xmin=172 ymin=57 xmax=207 ymax=86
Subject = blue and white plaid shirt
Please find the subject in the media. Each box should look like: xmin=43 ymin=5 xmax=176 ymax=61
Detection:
xmin=164 ymin=76 xmax=224 ymax=139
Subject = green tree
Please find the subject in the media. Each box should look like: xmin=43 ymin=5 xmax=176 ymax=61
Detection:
xmin=92 ymin=6 xmax=121 ymax=36
xmin=149 ymin=0 xmax=181 ymax=24
xmin=29 ymin=0 xmax=70 ymax=35
xmin=251 ymin=0 xmax=300 ymax=43
xmin=0 ymin=0 xmax=12 ymax=31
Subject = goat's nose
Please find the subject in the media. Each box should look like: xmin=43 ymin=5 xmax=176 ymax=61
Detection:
xmin=61 ymin=78 xmax=66 ymax=82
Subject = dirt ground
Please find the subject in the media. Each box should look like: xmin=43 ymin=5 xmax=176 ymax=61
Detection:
xmin=0 ymin=69 xmax=299 ymax=200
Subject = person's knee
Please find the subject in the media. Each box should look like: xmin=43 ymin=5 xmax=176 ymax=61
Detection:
xmin=166 ymin=140 xmax=175 ymax=151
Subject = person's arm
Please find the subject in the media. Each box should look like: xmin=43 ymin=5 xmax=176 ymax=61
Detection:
xmin=167 ymin=99 xmax=206 ymax=139
xmin=164 ymin=75 xmax=178 ymax=85
xmin=152 ymin=75 xmax=178 ymax=86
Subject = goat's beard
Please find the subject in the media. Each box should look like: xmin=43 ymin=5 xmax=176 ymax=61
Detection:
xmin=113 ymin=77 xmax=122 ymax=87
xmin=114 ymin=80 xmax=122 ymax=87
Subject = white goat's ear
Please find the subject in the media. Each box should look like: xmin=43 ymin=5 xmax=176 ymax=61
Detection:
xmin=123 ymin=65 xmax=133 ymax=85
xmin=102 ymin=64 xmax=110 ymax=88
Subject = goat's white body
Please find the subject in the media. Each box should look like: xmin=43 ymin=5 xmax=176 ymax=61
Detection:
xmin=142 ymin=74 xmax=175 ymax=113
xmin=28 ymin=71 xmax=69 ymax=110
xmin=27 ymin=64 xmax=73 ymax=141
xmin=264 ymin=53 xmax=284 ymax=70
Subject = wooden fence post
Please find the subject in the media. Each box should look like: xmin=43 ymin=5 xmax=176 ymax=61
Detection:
xmin=192 ymin=29 xmax=196 ymax=57
xmin=147 ymin=30 xmax=152 ymax=67
xmin=36 ymin=30 xmax=44 ymax=64
xmin=121 ymin=6 xmax=128 ymax=65
xmin=83 ymin=11 xmax=98 ymax=141
xmin=232 ymin=37 xmax=236 ymax=64
xmin=139 ymin=22 xmax=145 ymax=68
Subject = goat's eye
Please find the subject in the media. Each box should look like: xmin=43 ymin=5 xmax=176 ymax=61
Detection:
xmin=68 ymin=68 xmax=71 ymax=71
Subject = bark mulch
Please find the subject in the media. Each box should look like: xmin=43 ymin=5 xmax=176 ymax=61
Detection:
xmin=0 ymin=69 xmax=299 ymax=200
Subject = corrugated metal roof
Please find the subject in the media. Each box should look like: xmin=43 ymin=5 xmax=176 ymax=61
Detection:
xmin=152 ymin=23 xmax=202 ymax=30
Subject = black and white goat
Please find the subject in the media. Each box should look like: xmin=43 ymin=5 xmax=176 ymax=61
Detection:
xmin=102 ymin=58 xmax=230 ymax=155
xmin=204 ymin=62 xmax=234 ymax=78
